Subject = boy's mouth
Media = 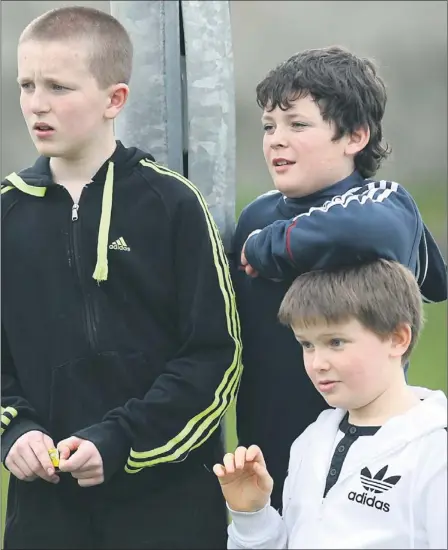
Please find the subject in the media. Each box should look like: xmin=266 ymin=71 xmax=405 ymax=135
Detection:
xmin=272 ymin=158 xmax=295 ymax=167
xmin=33 ymin=122 xmax=55 ymax=131
xmin=317 ymin=380 xmax=339 ymax=393
xmin=33 ymin=122 xmax=55 ymax=138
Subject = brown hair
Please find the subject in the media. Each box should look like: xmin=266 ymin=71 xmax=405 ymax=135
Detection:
xmin=19 ymin=6 xmax=133 ymax=88
xmin=256 ymin=46 xmax=391 ymax=178
xmin=278 ymin=260 xmax=424 ymax=362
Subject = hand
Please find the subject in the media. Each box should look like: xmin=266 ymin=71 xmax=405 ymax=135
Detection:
xmin=57 ymin=436 xmax=104 ymax=487
xmin=213 ymin=445 xmax=273 ymax=513
xmin=240 ymin=230 xmax=261 ymax=278
xmin=5 ymin=430 xmax=60 ymax=484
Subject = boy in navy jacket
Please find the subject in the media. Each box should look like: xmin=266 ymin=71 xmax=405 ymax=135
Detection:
xmin=232 ymin=46 xmax=447 ymax=511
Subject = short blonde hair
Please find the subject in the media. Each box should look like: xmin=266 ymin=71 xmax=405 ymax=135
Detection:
xmin=19 ymin=6 xmax=133 ymax=88
xmin=278 ymin=260 xmax=424 ymax=362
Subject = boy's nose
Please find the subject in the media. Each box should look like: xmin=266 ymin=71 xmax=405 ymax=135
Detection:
xmin=311 ymin=351 xmax=331 ymax=372
xmin=30 ymin=92 xmax=50 ymax=114
xmin=269 ymin=127 xmax=288 ymax=149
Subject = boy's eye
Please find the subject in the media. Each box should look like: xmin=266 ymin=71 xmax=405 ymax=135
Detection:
xmin=20 ymin=82 xmax=34 ymax=91
xmin=291 ymin=122 xmax=307 ymax=129
xmin=330 ymin=338 xmax=344 ymax=348
xmin=51 ymin=84 xmax=68 ymax=91
xmin=263 ymin=124 xmax=274 ymax=132
xmin=300 ymin=341 xmax=313 ymax=350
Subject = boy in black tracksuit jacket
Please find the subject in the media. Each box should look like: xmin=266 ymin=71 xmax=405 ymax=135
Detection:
xmin=232 ymin=47 xmax=447 ymax=512
xmin=1 ymin=7 xmax=241 ymax=550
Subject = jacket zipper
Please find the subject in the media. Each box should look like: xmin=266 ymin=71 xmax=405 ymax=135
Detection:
xmin=67 ymin=190 xmax=97 ymax=350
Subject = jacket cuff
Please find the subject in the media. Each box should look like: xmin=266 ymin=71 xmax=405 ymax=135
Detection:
xmin=1 ymin=419 xmax=49 ymax=464
xmin=74 ymin=420 xmax=131 ymax=483
xmin=228 ymin=502 xmax=277 ymax=542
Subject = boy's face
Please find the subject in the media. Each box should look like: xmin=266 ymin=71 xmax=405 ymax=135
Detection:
xmin=291 ymin=318 xmax=402 ymax=413
xmin=18 ymin=39 xmax=115 ymax=160
xmin=262 ymin=95 xmax=356 ymax=198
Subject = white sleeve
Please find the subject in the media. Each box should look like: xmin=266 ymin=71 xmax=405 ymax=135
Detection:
xmin=227 ymin=431 xmax=303 ymax=549
xmin=227 ymin=503 xmax=288 ymax=549
xmin=226 ymin=418 xmax=318 ymax=549
xmin=424 ymin=463 xmax=447 ymax=549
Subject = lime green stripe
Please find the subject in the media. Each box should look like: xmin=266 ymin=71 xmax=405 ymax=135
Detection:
xmin=1 ymin=416 xmax=12 ymax=428
xmin=128 ymin=160 xmax=241 ymax=462
xmin=1 ymin=406 xmax=18 ymax=418
xmin=140 ymin=160 xmax=239 ymax=335
xmin=139 ymin=161 xmax=240 ymax=340
xmin=5 ymin=173 xmax=46 ymax=197
xmin=1 ymin=185 xmax=14 ymax=195
xmin=126 ymin=362 xmax=242 ymax=468
xmin=125 ymin=358 xmax=242 ymax=471
xmin=92 ymin=162 xmax=114 ymax=282
xmin=125 ymin=160 xmax=241 ymax=468
xmin=1 ymin=406 xmax=18 ymax=435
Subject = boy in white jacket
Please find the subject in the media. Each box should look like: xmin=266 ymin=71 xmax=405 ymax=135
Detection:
xmin=214 ymin=259 xmax=447 ymax=549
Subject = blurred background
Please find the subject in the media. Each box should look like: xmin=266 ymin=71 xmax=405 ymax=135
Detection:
xmin=1 ymin=0 xmax=446 ymax=536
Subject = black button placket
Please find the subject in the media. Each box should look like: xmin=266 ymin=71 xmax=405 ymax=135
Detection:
xmin=323 ymin=414 xmax=380 ymax=498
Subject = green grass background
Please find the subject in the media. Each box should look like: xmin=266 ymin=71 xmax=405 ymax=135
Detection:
xmin=1 ymin=185 xmax=446 ymax=541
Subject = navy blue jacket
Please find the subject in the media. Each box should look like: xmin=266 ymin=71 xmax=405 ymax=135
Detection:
xmin=232 ymin=171 xmax=447 ymax=510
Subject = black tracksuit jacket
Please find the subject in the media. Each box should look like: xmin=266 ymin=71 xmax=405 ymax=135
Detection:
xmin=1 ymin=141 xmax=242 ymax=496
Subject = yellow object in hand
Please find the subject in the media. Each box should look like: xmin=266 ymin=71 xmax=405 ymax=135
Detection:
xmin=48 ymin=448 xmax=60 ymax=468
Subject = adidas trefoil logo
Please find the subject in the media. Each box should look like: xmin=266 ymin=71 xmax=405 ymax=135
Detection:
xmin=109 ymin=237 xmax=131 ymax=252
xmin=348 ymin=465 xmax=401 ymax=513
xmin=360 ymin=465 xmax=401 ymax=494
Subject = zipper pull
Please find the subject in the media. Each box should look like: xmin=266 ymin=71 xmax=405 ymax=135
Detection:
xmin=72 ymin=203 xmax=79 ymax=221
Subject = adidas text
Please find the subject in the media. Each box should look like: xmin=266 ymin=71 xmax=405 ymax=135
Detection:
xmin=109 ymin=243 xmax=130 ymax=251
xmin=348 ymin=491 xmax=390 ymax=513
xmin=109 ymin=238 xmax=130 ymax=252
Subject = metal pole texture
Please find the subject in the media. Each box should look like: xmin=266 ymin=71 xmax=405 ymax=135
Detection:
xmin=110 ymin=0 xmax=236 ymax=250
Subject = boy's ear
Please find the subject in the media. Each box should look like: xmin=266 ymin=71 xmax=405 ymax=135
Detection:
xmin=345 ymin=125 xmax=370 ymax=156
xmin=104 ymin=83 xmax=129 ymax=120
xmin=389 ymin=323 xmax=412 ymax=360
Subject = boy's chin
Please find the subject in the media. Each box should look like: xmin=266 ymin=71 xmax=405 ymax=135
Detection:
xmin=321 ymin=393 xmax=346 ymax=409
xmin=272 ymin=177 xmax=306 ymax=198
xmin=33 ymin=141 xmax=68 ymax=159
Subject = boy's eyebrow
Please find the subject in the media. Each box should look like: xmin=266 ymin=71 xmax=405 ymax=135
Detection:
xmin=17 ymin=76 xmax=73 ymax=86
xmin=261 ymin=112 xmax=311 ymax=123
xmin=294 ymin=332 xmax=347 ymax=340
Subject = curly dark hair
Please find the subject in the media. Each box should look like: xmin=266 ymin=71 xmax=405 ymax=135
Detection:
xmin=256 ymin=46 xmax=391 ymax=178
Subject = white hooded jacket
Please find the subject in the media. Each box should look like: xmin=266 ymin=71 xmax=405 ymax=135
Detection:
xmin=228 ymin=387 xmax=447 ymax=549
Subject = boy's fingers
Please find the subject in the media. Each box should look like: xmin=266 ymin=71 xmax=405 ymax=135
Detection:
xmin=57 ymin=436 xmax=82 ymax=460
xmin=240 ymin=248 xmax=248 ymax=266
xmin=70 ymin=467 xmax=100 ymax=479
xmin=13 ymin=455 xmax=36 ymax=480
xmin=212 ymin=464 xmax=225 ymax=477
xmin=223 ymin=452 xmax=236 ymax=474
xmin=9 ymin=460 xmax=31 ymax=481
xmin=234 ymin=446 xmax=248 ymax=469
xmin=77 ymin=475 xmax=103 ymax=488
xmin=30 ymin=439 xmax=56 ymax=476
xmin=252 ymin=461 xmax=273 ymax=493
xmin=252 ymin=461 xmax=268 ymax=479
xmin=59 ymin=445 xmax=90 ymax=472
xmin=247 ymin=445 xmax=265 ymax=466
xmin=245 ymin=265 xmax=259 ymax=278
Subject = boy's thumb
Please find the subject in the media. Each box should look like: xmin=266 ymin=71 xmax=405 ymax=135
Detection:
xmin=57 ymin=436 xmax=82 ymax=460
